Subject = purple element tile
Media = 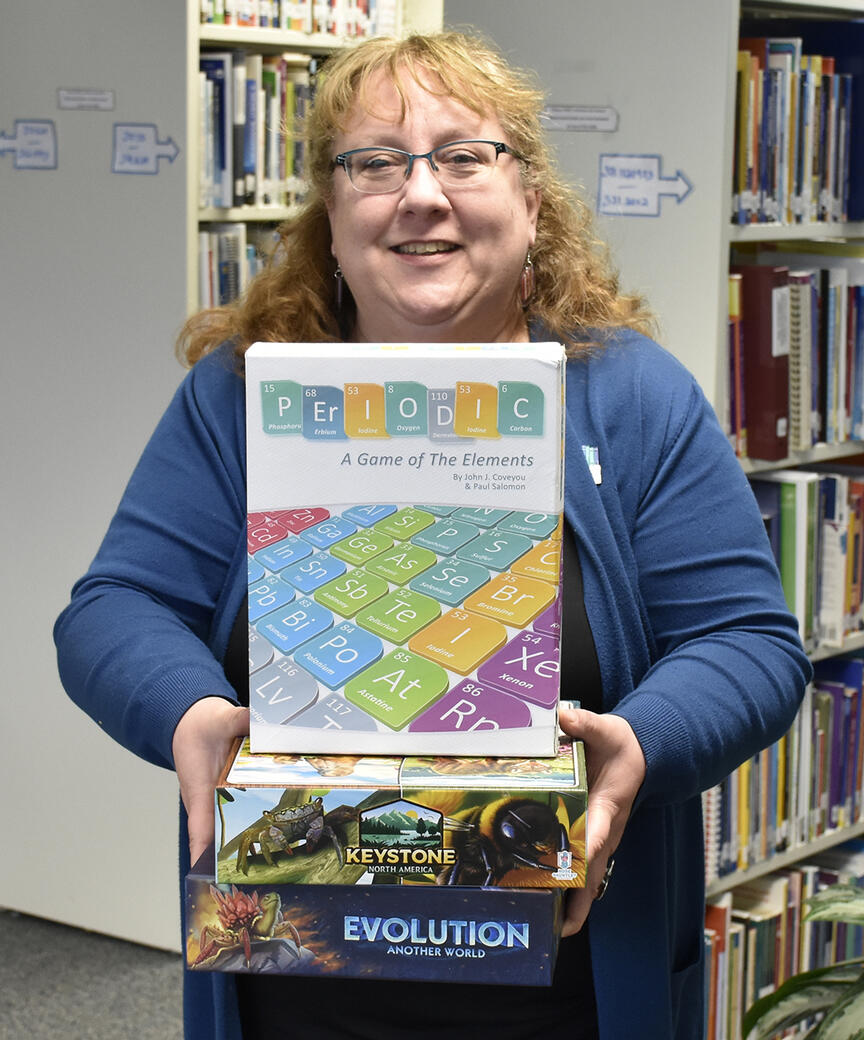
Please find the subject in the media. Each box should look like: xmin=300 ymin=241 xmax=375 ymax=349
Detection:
xmin=532 ymin=598 xmax=561 ymax=638
xmin=477 ymin=631 xmax=560 ymax=708
xmin=408 ymin=678 xmax=532 ymax=732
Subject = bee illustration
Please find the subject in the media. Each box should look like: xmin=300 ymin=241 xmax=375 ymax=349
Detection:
xmin=438 ymin=796 xmax=571 ymax=886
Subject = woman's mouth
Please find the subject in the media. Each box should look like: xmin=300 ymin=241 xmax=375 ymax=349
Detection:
xmin=393 ymin=241 xmax=459 ymax=255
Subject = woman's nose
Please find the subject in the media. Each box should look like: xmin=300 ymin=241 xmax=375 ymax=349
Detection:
xmin=399 ymin=156 xmax=451 ymax=210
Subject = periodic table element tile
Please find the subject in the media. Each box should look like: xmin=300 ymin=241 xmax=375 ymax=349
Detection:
xmin=300 ymin=514 xmax=358 ymax=549
xmin=407 ymin=558 xmax=491 ymax=607
xmin=290 ymin=692 xmax=379 ymax=731
xmin=373 ymin=507 xmax=435 ymax=541
xmin=314 ymin=568 xmax=389 ymax=618
xmin=411 ymin=517 xmax=480 ymax=555
xmin=248 ymin=576 xmax=297 ymax=622
xmin=276 ymin=507 xmax=331 ymax=533
xmin=407 ymin=608 xmax=507 ymax=675
xmin=329 ymin=528 xmax=394 ymax=567
xmin=255 ymin=597 xmax=334 ymax=654
xmin=355 ymin=588 xmax=442 ymax=644
xmin=364 ymin=541 xmax=437 ymax=584
xmin=456 ymin=530 xmax=534 ymax=570
xmin=532 ymin=598 xmax=561 ymax=639
xmin=342 ymin=504 xmax=397 ymax=527
xmin=249 ymin=657 xmax=319 ymax=725
xmin=451 ymin=507 xmax=512 ymax=529
xmin=408 ymin=677 xmax=533 ymax=732
xmin=462 ymin=573 xmax=557 ymax=628
xmin=248 ymin=627 xmax=275 ymax=674
xmin=416 ymin=504 xmax=455 ymax=517
xmin=497 ymin=379 xmax=546 ymax=436
xmin=510 ymin=539 xmax=562 ymax=584
xmin=343 ymin=382 xmax=387 ymax=438
xmin=344 ymin=649 xmax=449 ymax=729
xmin=453 ymin=381 xmax=498 ymax=438
xmin=496 ymin=511 xmax=561 ymax=539
xmin=384 ymin=381 xmax=428 ymax=436
xmin=253 ymin=533 xmax=314 ymax=572
xmin=302 ymin=385 xmax=347 ymax=440
xmin=477 ymin=631 xmax=561 ymax=708
xmin=248 ymin=557 xmax=266 ymax=584
xmin=279 ymin=551 xmax=347 ymax=594
xmin=294 ymin=621 xmax=384 ymax=689
xmin=247 ymin=516 xmax=289 ymax=553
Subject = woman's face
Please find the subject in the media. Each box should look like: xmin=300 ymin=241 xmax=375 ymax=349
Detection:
xmin=327 ymin=70 xmax=541 ymax=343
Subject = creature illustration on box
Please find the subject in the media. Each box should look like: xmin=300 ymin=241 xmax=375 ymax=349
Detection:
xmin=191 ymin=887 xmax=306 ymax=972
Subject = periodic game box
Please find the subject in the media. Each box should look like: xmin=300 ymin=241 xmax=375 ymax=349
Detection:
xmin=214 ymin=737 xmax=586 ymax=889
xmin=186 ymin=846 xmax=564 ymax=982
xmin=245 ymin=342 xmax=566 ymax=757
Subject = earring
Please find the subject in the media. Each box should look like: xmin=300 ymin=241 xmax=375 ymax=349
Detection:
xmin=334 ymin=265 xmax=344 ymax=309
xmin=520 ymin=253 xmax=535 ymax=305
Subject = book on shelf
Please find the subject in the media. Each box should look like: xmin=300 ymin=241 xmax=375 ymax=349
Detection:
xmin=741 ymin=17 xmax=864 ymax=222
xmin=727 ymin=273 xmax=747 ymax=458
xmin=729 ymin=264 xmax=790 ymax=461
xmin=199 ymin=51 xmax=234 ymax=209
xmin=199 ymin=0 xmax=401 ymax=37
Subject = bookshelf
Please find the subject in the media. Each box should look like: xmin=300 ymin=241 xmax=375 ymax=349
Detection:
xmin=189 ymin=0 xmax=444 ymax=311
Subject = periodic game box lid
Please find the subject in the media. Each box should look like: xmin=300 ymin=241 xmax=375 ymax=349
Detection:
xmin=245 ymin=342 xmax=566 ymax=758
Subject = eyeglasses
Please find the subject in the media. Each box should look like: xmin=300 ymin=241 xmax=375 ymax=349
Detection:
xmin=332 ymin=139 xmax=527 ymax=195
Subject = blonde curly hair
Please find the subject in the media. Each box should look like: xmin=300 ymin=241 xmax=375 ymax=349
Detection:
xmin=178 ymin=30 xmax=654 ymax=367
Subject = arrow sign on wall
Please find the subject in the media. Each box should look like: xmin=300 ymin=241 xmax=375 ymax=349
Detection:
xmin=597 ymin=153 xmax=693 ymax=217
xmin=112 ymin=123 xmax=180 ymax=175
xmin=0 ymin=120 xmax=58 ymax=169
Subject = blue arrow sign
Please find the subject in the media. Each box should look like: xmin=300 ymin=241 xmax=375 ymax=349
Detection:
xmin=598 ymin=154 xmax=693 ymax=217
xmin=0 ymin=120 xmax=57 ymax=169
xmin=112 ymin=123 xmax=179 ymax=175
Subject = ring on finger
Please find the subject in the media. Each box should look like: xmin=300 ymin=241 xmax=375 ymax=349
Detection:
xmin=595 ymin=857 xmax=615 ymax=901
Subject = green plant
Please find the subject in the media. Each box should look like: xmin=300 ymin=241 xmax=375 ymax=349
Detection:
xmin=743 ymin=882 xmax=864 ymax=1039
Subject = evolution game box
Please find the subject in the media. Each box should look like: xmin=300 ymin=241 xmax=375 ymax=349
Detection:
xmin=186 ymin=846 xmax=563 ymax=983
xmin=214 ymin=737 xmax=586 ymax=889
xmin=245 ymin=342 xmax=566 ymax=758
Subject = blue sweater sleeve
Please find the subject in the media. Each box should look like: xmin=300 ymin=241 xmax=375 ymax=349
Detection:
xmin=569 ymin=332 xmax=812 ymax=805
xmin=53 ymin=347 xmax=247 ymax=769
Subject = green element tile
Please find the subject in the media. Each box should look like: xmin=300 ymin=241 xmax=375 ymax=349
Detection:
xmin=411 ymin=517 xmax=479 ymax=555
xmin=329 ymin=528 xmax=394 ymax=566
xmin=408 ymin=558 xmax=491 ymax=606
xmin=456 ymin=530 xmax=534 ymax=570
xmin=416 ymin=504 xmax=455 ymax=517
xmin=497 ymin=380 xmax=545 ymax=436
xmin=373 ymin=507 xmax=435 ymax=540
xmin=356 ymin=588 xmax=442 ymax=644
xmin=314 ymin=568 xmax=389 ymax=617
xmin=260 ymin=379 xmax=302 ymax=435
xmin=365 ymin=541 xmax=437 ymax=584
xmin=345 ymin=649 xmax=449 ymax=729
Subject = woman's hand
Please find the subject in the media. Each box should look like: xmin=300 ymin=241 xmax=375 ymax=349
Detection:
xmin=172 ymin=696 xmax=250 ymax=865
xmin=558 ymin=705 xmax=646 ymax=936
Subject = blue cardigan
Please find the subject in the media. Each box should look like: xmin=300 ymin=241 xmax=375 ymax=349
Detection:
xmin=55 ymin=329 xmax=810 ymax=1039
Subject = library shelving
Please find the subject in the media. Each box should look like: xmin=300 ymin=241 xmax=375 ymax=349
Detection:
xmin=188 ymin=0 xmax=444 ymax=312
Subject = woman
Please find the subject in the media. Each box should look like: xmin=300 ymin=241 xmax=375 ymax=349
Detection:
xmin=55 ymin=30 xmax=810 ymax=1040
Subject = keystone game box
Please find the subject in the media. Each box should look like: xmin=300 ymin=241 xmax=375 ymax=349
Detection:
xmin=245 ymin=341 xmax=566 ymax=757
xmin=214 ymin=737 xmax=586 ymax=889
xmin=186 ymin=846 xmax=563 ymax=983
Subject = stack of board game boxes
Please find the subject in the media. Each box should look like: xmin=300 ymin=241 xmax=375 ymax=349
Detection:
xmin=185 ymin=342 xmax=586 ymax=985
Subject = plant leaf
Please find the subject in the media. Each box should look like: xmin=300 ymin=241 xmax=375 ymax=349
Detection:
xmin=811 ymin=972 xmax=864 ymax=1039
xmin=743 ymin=963 xmax=864 ymax=1040
xmin=805 ymin=884 xmax=864 ymax=924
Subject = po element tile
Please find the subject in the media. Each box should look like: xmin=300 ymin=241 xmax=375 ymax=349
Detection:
xmin=294 ymin=621 xmax=384 ymax=689
xmin=344 ymin=649 xmax=449 ymax=729
xmin=249 ymin=658 xmax=319 ymax=725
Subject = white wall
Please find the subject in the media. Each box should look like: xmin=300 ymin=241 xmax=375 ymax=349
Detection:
xmin=444 ymin=0 xmax=737 ymax=406
xmin=0 ymin=1 xmax=189 ymax=950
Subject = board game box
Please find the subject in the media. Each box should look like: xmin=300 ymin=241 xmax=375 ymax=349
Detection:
xmin=214 ymin=737 xmax=586 ymax=889
xmin=245 ymin=342 xmax=566 ymax=757
xmin=187 ymin=847 xmax=564 ymax=983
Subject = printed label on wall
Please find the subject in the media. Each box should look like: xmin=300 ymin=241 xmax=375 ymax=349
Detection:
xmin=112 ymin=123 xmax=179 ymax=174
xmin=0 ymin=120 xmax=58 ymax=169
xmin=598 ymin=154 xmax=692 ymax=217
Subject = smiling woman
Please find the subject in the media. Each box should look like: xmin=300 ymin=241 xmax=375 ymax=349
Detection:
xmin=56 ymin=27 xmax=811 ymax=1040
